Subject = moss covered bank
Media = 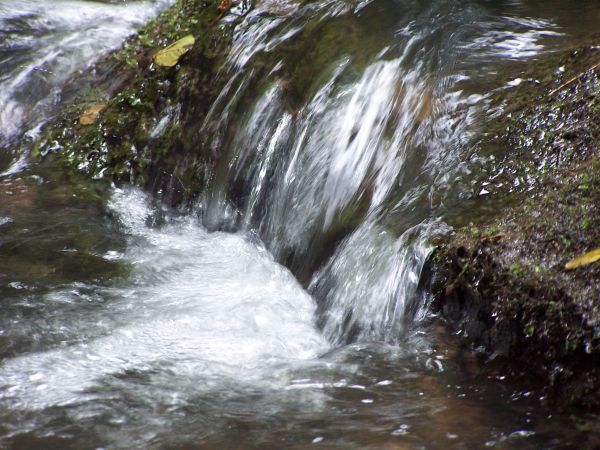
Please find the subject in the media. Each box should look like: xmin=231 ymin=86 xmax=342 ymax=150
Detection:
xmin=33 ymin=0 xmax=239 ymax=205
xmin=429 ymin=42 xmax=600 ymax=410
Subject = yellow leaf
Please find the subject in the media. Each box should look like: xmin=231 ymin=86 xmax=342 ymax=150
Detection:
xmin=79 ymin=103 xmax=106 ymax=125
xmin=218 ymin=0 xmax=233 ymax=11
xmin=565 ymin=247 xmax=600 ymax=270
xmin=153 ymin=35 xmax=195 ymax=68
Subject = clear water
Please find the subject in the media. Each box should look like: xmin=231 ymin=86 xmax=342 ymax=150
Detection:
xmin=1 ymin=0 xmax=599 ymax=448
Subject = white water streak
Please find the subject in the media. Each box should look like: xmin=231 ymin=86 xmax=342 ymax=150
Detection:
xmin=0 ymin=0 xmax=172 ymax=148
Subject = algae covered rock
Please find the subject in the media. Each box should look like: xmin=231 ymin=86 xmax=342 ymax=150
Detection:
xmin=428 ymin=42 xmax=600 ymax=410
xmin=34 ymin=0 xmax=240 ymax=206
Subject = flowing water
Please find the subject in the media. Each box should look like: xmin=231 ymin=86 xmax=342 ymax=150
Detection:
xmin=1 ymin=0 xmax=600 ymax=448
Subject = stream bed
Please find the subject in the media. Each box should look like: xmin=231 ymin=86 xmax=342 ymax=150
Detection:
xmin=1 ymin=0 xmax=599 ymax=448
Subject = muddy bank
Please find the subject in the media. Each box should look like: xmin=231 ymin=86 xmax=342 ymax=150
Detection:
xmin=430 ymin=42 xmax=600 ymax=410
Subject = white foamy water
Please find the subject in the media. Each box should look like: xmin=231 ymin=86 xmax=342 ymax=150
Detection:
xmin=201 ymin=13 xmax=486 ymax=342
xmin=0 ymin=187 xmax=328 ymax=412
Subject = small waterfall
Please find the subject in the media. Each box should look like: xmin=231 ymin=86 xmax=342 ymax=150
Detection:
xmin=0 ymin=1 xmax=585 ymax=447
xmin=197 ymin=0 xmax=489 ymax=343
xmin=310 ymin=221 xmax=443 ymax=344
xmin=0 ymin=1 xmax=565 ymax=347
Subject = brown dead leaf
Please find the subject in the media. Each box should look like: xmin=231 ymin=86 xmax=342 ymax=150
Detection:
xmin=79 ymin=103 xmax=107 ymax=125
xmin=217 ymin=0 xmax=233 ymax=11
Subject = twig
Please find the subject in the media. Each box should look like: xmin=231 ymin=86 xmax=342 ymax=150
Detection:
xmin=549 ymin=61 xmax=600 ymax=96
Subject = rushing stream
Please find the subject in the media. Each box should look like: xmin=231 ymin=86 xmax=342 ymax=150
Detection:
xmin=1 ymin=0 xmax=600 ymax=448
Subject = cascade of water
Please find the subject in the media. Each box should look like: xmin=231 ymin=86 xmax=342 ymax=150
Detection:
xmin=1 ymin=1 xmax=589 ymax=447
xmin=197 ymin=0 xmax=498 ymax=343
xmin=0 ymin=0 xmax=564 ymax=347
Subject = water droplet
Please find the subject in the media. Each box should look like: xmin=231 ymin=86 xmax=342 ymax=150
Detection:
xmin=507 ymin=78 xmax=523 ymax=87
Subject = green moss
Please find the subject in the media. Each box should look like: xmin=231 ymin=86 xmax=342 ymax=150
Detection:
xmin=509 ymin=263 xmax=524 ymax=276
xmin=32 ymin=0 xmax=239 ymax=203
xmin=581 ymin=217 xmax=592 ymax=229
xmin=525 ymin=322 xmax=536 ymax=338
xmin=430 ymin=41 xmax=600 ymax=410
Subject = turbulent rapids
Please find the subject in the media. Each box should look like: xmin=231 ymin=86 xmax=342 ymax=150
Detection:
xmin=0 ymin=0 xmax=598 ymax=448
xmin=1 ymin=187 xmax=328 ymax=408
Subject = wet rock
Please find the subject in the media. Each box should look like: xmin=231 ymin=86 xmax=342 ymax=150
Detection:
xmin=428 ymin=41 xmax=600 ymax=410
xmin=33 ymin=0 xmax=241 ymax=207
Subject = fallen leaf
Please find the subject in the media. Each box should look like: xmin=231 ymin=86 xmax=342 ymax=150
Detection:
xmin=217 ymin=0 xmax=233 ymax=11
xmin=565 ymin=247 xmax=600 ymax=270
xmin=153 ymin=35 xmax=195 ymax=68
xmin=79 ymin=103 xmax=107 ymax=125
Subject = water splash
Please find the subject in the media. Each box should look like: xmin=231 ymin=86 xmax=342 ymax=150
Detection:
xmin=311 ymin=221 xmax=445 ymax=344
xmin=197 ymin=2 xmax=494 ymax=343
xmin=0 ymin=187 xmax=328 ymax=411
